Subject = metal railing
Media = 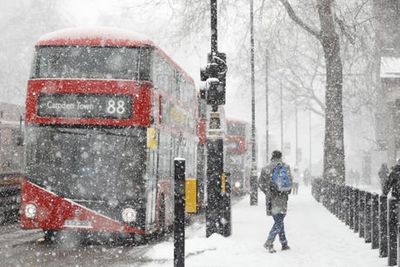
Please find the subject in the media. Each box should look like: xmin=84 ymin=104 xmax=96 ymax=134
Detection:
xmin=312 ymin=178 xmax=398 ymax=266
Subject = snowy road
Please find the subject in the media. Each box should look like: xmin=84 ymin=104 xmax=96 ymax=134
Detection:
xmin=142 ymin=188 xmax=387 ymax=267
xmin=0 ymin=224 xmax=153 ymax=266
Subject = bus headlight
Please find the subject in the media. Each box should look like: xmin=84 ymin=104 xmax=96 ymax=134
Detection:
xmin=25 ymin=204 xmax=37 ymax=219
xmin=122 ymin=208 xmax=137 ymax=223
xmin=234 ymin=182 xmax=241 ymax=188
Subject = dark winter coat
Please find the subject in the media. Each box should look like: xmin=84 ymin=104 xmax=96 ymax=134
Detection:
xmin=383 ymin=164 xmax=400 ymax=198
xmin=258 ymin=159 xmax=291 ymax=215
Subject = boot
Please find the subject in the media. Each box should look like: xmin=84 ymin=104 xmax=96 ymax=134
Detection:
xmin=281 ymin=243 xmax=290 ymax=251
xmin=263 ymin=242 xmax=276 ymax=253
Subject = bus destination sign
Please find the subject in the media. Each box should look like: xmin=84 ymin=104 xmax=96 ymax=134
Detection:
xmin=37 ymin=93 xmax=133 ymax=119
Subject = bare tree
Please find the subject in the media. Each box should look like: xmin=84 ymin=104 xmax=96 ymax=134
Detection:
xmin=279 ymin=0 xmax=349 ymax=183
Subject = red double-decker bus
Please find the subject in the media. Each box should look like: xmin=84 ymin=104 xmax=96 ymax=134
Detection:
xmin=20 ymin=27 xmax=199 ymax=241
xmin=225 ymin=119 xmax=251 ymax=196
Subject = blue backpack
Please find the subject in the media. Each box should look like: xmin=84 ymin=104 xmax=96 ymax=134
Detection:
xmin=271 ymin=163 xmax=292 ymax=192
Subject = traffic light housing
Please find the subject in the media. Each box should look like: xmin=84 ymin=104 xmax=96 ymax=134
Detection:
xmin=200 ymin=52 xmax=227 ymax=106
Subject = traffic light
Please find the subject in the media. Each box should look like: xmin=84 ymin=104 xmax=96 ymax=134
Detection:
xmin=200 ymin=52 xmax=227 ymax=106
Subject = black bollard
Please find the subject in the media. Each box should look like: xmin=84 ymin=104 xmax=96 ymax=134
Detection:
xmin=174 ymin=159 xmax=185 ymax=267
xmin=342 ymin=185 xmax=349 ymax=225
xmin=332 ymin=183 xmax=336 ymax=216
xmin=340 ymin=185 xmax=345 ymax=220
xmin=354 ymin=189 xmax=359 ymax=233
xmin=332 ymin=183 xmax=335 ymax=214
xmin=364 ymin=192 xmax=372 ymax=243
xmin=388 ymin=198 xmax=398 ymax=266
xmin=322 ymin=181 xmax=328 ymax=208
xmin=220 ymin=173 xmax=231 ymax=237
xmin=380 ymin=195 xmax=388 ymax=258
xmin=338 ymin=185 xmax=343 ymax=220
xmin=326 ymin=182 xmax=331 ymax=212
xmin=316 ymin=180 xmax=321 ymax=202
xmin=397 ymin=206 xmax=400 ymax=267
xmin=328 ymin=183 xmax=332 ymax=213
xmin=371 ymin=194 xmax=379 ymax=249
xmin=345 ymin=186 xmax=351 ymax=226
xmin=338 ymin=184 xmax=341 ymax=216
xmin=359 ymin=191 xmax=365 ymax=238
xmin=334 ymin=184 xmax=339 ymax=216
xmin=349 ymin=187 xmax=355 ymax=230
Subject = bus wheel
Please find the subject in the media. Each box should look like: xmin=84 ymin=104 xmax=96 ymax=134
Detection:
xmin=43 ymin=230 xmax=57 ymax=242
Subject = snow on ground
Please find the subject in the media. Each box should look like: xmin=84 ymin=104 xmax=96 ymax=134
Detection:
xmin=140 ymin=188 xmax=386 ymax=267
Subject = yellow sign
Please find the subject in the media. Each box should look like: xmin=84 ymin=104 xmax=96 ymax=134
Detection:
xmin=147 ymin=128 xmax=157 ymax=149
xmin=221 ymin=173 xmax=226 ymax=193
xmin=185 ymin=178 xmax=197 ymax=213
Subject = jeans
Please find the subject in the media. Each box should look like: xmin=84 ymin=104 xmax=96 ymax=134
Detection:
xmin=266 ymin=213 xmax=287 ymax=245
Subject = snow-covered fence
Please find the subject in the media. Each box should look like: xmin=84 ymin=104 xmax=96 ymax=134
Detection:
xmin=311 ymin=179 xmax=399 ymax=267
xmin=0 ymin=173 xmax=21 ymax=224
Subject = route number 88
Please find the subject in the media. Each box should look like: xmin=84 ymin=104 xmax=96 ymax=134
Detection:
xmin=107 ymin=99 xmax=126 ymax=114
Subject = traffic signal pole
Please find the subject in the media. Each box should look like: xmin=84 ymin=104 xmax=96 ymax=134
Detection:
xmin=211 ymin=0 xmax=217 ymax=55
xmin=202 ymin=0 xmax=230 ymax=237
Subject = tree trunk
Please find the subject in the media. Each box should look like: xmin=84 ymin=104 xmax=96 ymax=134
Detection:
xmin=317 ymin=0 xmax=345 ymax=184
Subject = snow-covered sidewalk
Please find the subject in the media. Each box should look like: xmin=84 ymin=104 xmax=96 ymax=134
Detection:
xmin=141 ymin=188 xmax=387 ymax=267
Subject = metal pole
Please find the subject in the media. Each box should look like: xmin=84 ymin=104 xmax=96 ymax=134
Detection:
xmin=371 ymin=193 xmax=379 ymax=249
xmin=203 ymin=0 xmax=230 ymax=237
xmin=265 ymin=49 xmax=269 ymax=165
xmin=211 ymin=0 xmax=217 ymax=54
xmin=379 ymin=195 xmax=388 ymax=257
xmin=206 ymin=113 xmax=224 ymax=237
xmin=280 ymin=82 xmax=283 ymax=152
xmin=309 ymin=108 xmax=312 ymax=173
xmin=349 ymin=187 xmax=355 ymax=229
xmin=388 ymin=198 xmax=398 ymax=266
xmin=200 ymin=0 xmax=230 ymax=237
xmin=295 ymin=100 xmax=298 ymax=167
xmin=221 ymin=172 xmax=231 ymax=237
xmin=354 ymin=189 xmax=359 ymax=233
xmin=364 ymin=192 xmax=372 ymax=243
xmin=174 ymin=159 xmax=185 ymax=267
xmin=359 ymin=191 xmax=365 ymax=238
xmin=249 ymin=0 xmax=258 ymax=206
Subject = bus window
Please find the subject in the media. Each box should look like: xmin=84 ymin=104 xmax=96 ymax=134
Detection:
xmin=32 ymin=46 xmax=151 ymax=80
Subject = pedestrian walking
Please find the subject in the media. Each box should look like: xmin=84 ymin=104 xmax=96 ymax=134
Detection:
xmin=378 ymin=163 xmax=389 ymax=194
xmin=383 ymin=160 xmax=400 ymax=198
xmin=258 ymin=150 xmax=292 ymax=253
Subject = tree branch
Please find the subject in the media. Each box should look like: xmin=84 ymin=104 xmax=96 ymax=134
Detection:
xmin=278 ymin=0 xmax=321 ymax=40
xmin=334 ymin=14 xmax=355 ymax=45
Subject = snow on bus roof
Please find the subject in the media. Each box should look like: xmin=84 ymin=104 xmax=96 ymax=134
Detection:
xmin=37 ymin=27 xmax=195 ymax=84
xmin=37 ymin=27 xmax=155 ymax=47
